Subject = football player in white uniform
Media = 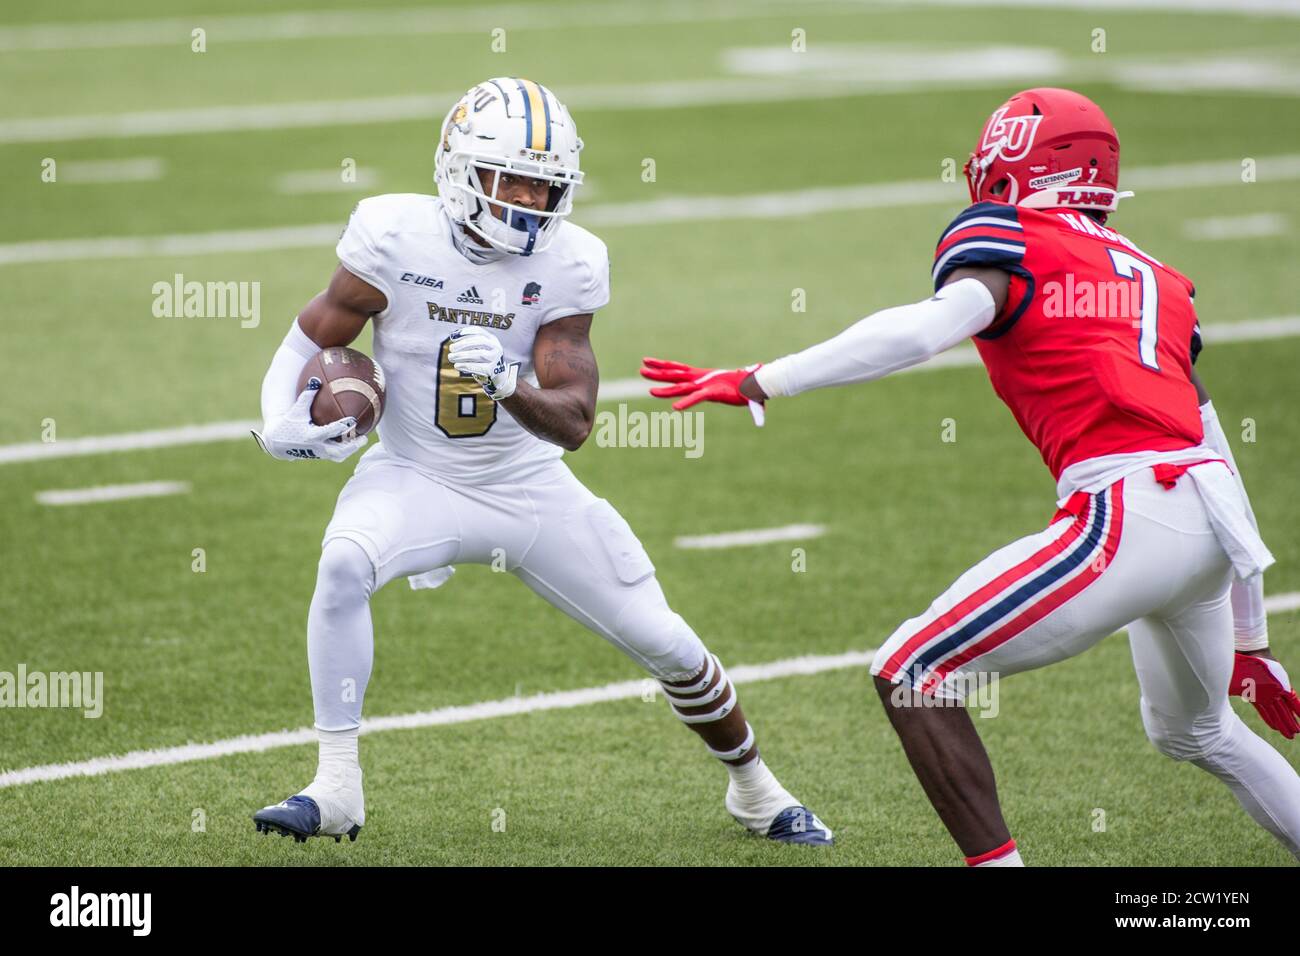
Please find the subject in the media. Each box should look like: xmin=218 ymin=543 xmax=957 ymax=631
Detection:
xmin=250 ymin=78 xmax=831 ymax=846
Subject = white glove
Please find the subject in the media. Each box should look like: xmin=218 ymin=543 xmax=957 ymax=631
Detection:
xmin=447 ymin=328 xmax=520 ymax=400
xmin=251 ymin=378 xmax=369 ymax=462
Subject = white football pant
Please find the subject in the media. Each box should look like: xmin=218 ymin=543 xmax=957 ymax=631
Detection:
xmin=308 ymin=446 xmax=707 ymax=733
xmin=871 ymin=462 xmax=1300 ymax=857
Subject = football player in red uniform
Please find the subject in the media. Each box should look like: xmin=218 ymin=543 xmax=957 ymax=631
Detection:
xmin=642 ymin=88 xmax=1300 ymax=865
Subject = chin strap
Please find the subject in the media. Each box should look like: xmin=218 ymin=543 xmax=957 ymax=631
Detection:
xmin=462 ymin=198 xmax=542 ymax=257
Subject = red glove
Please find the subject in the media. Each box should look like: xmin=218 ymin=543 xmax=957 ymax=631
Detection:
xmin=640 ymin=358 xmax=763 ymax=415
xmin=1230 ymin=652 xmax=1300 ymax=739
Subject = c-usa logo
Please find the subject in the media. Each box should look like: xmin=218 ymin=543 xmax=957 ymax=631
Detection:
xmin=981 ymin=107 xmax=1043 ymax=162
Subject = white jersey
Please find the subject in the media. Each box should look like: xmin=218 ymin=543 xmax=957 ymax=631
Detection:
xmin=336 ymin=194 xmax=609 ymax=484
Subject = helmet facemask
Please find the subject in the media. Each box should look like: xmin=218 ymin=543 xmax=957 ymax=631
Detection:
xmin=434 ymin=80 xmax=585 ymax=257
xmin=455 ymin=156 xmax=582 ymax=256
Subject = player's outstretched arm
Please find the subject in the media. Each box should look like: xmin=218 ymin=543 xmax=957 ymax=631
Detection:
xmin=252 ymin=265 xmax=385 ymax=462
xmin=448 ymin=313 xmax=598 ymax=452
xmin=641 ymin=269 xmax=1009 ymax=411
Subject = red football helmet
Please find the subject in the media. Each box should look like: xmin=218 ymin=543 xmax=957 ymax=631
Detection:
xmin=964 ymin=88 xmax=1127 ymax=220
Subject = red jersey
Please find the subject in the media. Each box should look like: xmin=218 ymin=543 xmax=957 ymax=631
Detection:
xmin=933 ymin=201 xmax=1204 ymax=479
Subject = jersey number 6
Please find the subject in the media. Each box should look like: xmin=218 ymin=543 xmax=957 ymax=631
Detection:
xmin=435 ymin=336 xmax=498 ymax=438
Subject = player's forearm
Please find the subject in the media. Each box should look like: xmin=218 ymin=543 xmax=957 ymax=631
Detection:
xmin=500 ymin=381 xmax=595 ymax=451
xmin=1199 ymin=398 xmax=1269 ymax=649
xmin=749 ymin=277 xmax=996 ymax=400
xmin=261 ymin=317 xmax=320 ymax=423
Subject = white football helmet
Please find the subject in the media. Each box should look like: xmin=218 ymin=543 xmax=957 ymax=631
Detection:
xmin=434 ymin=77 xmax=584 ymax=256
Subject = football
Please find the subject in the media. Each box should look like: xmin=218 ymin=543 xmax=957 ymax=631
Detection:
xmin=296 ymin=346 xmax=386 ymax=438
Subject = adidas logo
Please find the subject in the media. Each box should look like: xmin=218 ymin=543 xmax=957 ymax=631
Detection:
xmin=456 ymin=285 xmax=484 ymax=304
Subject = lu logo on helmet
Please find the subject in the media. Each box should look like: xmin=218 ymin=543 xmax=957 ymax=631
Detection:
xmin=981 ymin=107 xmax=1043 ymax=162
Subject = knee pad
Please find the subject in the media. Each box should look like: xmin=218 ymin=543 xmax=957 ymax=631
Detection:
xmin=314 ymin=538 xmax=376 ymax=611
xmin=1140 ymin=697 xmax=1232 ymax=762
xmin=612 ymin=585 xmax=707 ymax=682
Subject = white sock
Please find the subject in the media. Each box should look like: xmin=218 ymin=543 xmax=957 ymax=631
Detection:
xmin=315 ymin=726 xmax=361 ymax=784
xmin=726 ymin=755 xmax=775 ymax=789
xmin=973 ymin=848 xmax=1024 ymax=867
xmin=724 ymin=758 xmax=797 ymax=832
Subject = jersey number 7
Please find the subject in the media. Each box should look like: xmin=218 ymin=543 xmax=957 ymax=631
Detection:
xmin=1108 ymin=248 xmax=1161 ymax=372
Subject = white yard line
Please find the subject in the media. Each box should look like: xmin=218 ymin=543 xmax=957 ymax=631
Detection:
xmin=0 ymin=224 xmax=342 ymax=267
xmin=0 ymin=0 xmax=1291 ymax=57
xmin=675 ymin=524 xmax=827 ymax=549
xmin=0 ymin=420 xmax=261 ymax=465
xmin=3 ymin=316 xmax=1298 ymax=467
xmin=723 ymin=43 xmax=1067 ymax=82
xmin=595 ymin=378 xmax=650 ymax=402
xmin=57 ymin=157 xmax=165 ymax=184
xmin=0 ymin=1 xmax=860 ymax=53
xmin=34 ymin=480 xmax=190 ymax=506
xmin=0 ymin=380 xmax=647 ymax=465
xmin=1199 ymin=316 xmax=1300 ymax=341
xmin=1264 ymin=592 xmax=1300 ymax=613
xmin=1184 ymin=212 xmax=1289 ymax=240
xmin=0 ymin=73 xmax=1010 ymax=145
xmin=274 ymin=168 xmax=379 ymax=195
xmin=6 ymin=41 xmax=1300 ymax=146
xmin=894 ymin=315 xmax=1300 ymax=374
xmin=17 ymin=53 xmax=1300 ymax=146
xmin=6 ymin=154 xmax=1300 ymax=267
xmin=5 ymin=591 xmax=1300 ymax=789
xmin=0 ymin=648 xmax=877 ymax=788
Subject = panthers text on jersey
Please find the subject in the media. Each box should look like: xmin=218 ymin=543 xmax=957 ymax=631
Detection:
xmin=932 ymin=201 xmax=1204 ymax=480
xmin=336 ymin=193 xmax=610 ymax=483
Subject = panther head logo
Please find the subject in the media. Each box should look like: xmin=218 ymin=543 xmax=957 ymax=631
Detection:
xmin=443 ymin=102 xmax=470 ymax=152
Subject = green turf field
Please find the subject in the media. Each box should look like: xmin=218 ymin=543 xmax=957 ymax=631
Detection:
xmin=2 ymin=0 xmax=1298 ymax=866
